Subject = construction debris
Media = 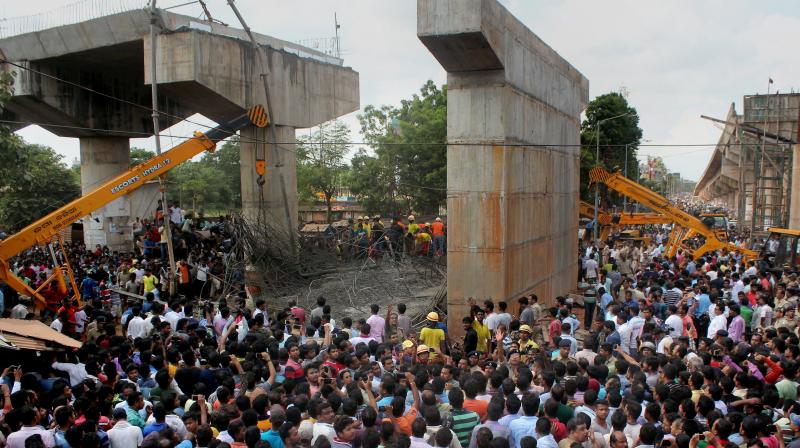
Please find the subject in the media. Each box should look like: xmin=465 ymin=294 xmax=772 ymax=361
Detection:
xmin=222 ymin=213 xmax=447 ymax=323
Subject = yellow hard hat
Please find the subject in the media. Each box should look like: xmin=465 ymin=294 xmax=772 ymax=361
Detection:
xmin=402 ymin=340 xmax=414 ymax=349
xmin=519 ymin=324 xmax=532 ymax=334
xmin=426 ymin=312 xmax=439 ymax=322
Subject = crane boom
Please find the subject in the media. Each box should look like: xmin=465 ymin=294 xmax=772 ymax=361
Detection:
xmin=0 ymin=105 xmax=268 ymax=304
xmin=579 ymin=200 xmax=672 ymax=243
xmin=588 ymin=167 xmax=758 ymax=261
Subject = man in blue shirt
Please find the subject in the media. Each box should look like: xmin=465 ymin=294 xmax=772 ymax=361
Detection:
xmin=694 ymin=287 xmax=711 ymax=317
xmin=599 ymin=287 xmax=614 ymax=315
xmin=261 ymin=407 xmax=286 ymax=448
xmin=508 ymin=394 xmax=540 ymax=448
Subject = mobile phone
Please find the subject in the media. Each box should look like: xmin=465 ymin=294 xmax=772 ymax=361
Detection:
xmin=7 ymin=366 xmax=18 ymax=371
xmin=192 ymin=394 xmax=202 ymax=400
xmin=323 ymin=378 xmax=333 ymax=384
xmin=378 ymin=406 xmax=386 ymax=412
xmin=293 ymin=324 xmax=301 ymax=330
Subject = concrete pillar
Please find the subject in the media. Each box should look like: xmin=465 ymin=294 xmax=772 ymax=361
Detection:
xmin=240 ymin=125 xmax=298 ymax=237
xmin=790 ymin=144 xmax=800 ymax=229
xmin=418 ymin=0 xmax=588 ymax=337
xmin=79 ymin=137 xmax=132 ymax=252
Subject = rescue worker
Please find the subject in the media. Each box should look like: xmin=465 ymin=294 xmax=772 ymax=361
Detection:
xmin=388 ymin=217 xmax=405 ymax=260
xmin=343 ymin=218 xmax=355 ymax=260
xmin=406 ymin=215 xmax=419 ymax=254
xmin=371 ymin=215 xmax=385 ymax=258
xmin=416 ymin=224 xmax=432 ymax=257
xmin=431 ymin=217 xmax=446 ymax=256
xmin=355 ymin=220 xmax=369 ymax=259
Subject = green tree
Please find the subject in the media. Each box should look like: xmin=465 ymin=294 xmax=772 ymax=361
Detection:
xmin=130 ymin=147 xmax=156 ymax=167
xmin=296 ymin=121 xmax=351 ymax=223
xmin=0 ymin=144 xmax=81 ymax=231
xmin=0 ymin=71 xmax=81 ymax=231
xmin=0 ymin=71 xmax=24 ymax=193
xmin=166 ymin=137 xmax=242 ymax=214
xmin=580 ymin=92 xmax=643 ymax=202
xmin=354 ymin=80 xmax=447 ymax=215
xmin=347 ymin=149 xmax=402 ymax=215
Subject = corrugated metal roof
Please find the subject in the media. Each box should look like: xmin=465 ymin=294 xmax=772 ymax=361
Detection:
xmin=0 ymin=319 xmax=81 ymax=351
xmin=0 ymin=333 xmax=49 ymax=351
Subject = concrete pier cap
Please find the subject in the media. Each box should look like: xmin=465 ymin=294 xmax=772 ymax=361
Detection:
xmin=417 ymin=0 xmax=589 ymax=337
xmin=0 ymin=8 xmax=359 ymax=250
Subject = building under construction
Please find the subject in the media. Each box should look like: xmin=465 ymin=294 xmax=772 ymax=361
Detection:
xmin=695 ymin=92 xmax=800 ymax=237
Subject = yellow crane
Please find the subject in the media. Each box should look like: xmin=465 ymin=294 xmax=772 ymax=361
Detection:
xmin=579 ymin=201 xmax=672 ymax=241
xmin=588 ymin=167 xmax=758 ymax=261
xmin=0 ymin=105 xmax=269 ymax=305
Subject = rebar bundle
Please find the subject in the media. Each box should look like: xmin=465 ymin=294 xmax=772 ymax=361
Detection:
xmin=221 ymin=213 xmax=447 ymax=322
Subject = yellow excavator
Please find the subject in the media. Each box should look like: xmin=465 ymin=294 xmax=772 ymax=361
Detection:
xmin=762 ymin=228 xmax=800 ymax=271
xmin=588 ymin=167 xmax=758 ymax=262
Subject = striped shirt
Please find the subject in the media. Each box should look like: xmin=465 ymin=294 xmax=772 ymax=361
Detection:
xmin=448 ymin=408 xmax=480 ymax=448
xmin=664 ymin=288 xmax=681 ymax=307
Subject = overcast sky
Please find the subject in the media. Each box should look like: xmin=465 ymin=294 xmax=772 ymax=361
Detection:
xmin=4 ymin=0 xmax=800 ymax=181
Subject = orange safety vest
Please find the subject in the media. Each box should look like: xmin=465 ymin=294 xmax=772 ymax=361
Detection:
xmin=431 ymin=222 xmax=445 ymax=237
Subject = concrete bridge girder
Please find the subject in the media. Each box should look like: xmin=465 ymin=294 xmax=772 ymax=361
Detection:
xmin=3 ymin=53 xmax=189 ymax=138
xmin=0 ymin=9 xmax=360 ymax=250
xmin=144 ymin=31 xmax=359 ymax=127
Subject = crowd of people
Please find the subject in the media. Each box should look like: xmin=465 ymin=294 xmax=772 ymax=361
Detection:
xmin=334 ymin=215 xmax=447 ymax=261
xmin=0 ymin=208 xmax=798 ymax=448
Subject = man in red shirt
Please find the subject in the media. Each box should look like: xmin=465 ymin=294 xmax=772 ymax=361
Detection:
xmin=287 ymin=300 xmax=305 ymax=327
xmin=548 ymin=307 xmax=562 ymax=347
xmin=462 ymin=377 xmax=488 ymax=422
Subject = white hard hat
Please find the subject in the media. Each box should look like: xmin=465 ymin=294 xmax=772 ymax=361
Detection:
xmin=408 ymin=215 xmax=415 ymax=221
xmin=435 ymin=217 xmax=442 ymax=222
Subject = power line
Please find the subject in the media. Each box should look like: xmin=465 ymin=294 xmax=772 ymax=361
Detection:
xmin=1 ymin=57 xmax=766 ymax=151
xmin=0 ymin=58 xmax=245 ymax=142
xmin=4 ymin=119 xmax=772 ymax=149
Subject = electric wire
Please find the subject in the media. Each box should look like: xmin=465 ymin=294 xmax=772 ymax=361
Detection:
xmin=3 ymin=58 xmax=781 ymax=152
xmin=1 ymin=53 xmax=724 ymax=203
xmin=2 ymin=118 xmax=772 ymax=149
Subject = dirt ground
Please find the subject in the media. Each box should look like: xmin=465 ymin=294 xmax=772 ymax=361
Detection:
xmin=262 ymin=256 xmax=446 ymax=323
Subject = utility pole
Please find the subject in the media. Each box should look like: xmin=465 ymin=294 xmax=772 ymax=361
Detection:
xmin=149 ymin=0 xmax=177 ymax=295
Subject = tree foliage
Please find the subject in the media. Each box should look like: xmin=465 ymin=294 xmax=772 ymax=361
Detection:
xmin=296 ymin=121 xmax=351 ymax=223
xmin=0 ymin=144 xmax=81 ymax=231
xmin=165 ymin=137 xmax=242 ymax=214
xmin=352 ymin=80 xmax=447 ymax=215
xmin=0 ymin=71 xmax=82 ymax=231
xmin=580 ymin=92 xmax=643 ymax=203
xmin=130 ymin=147 xmax=156 ymax=167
